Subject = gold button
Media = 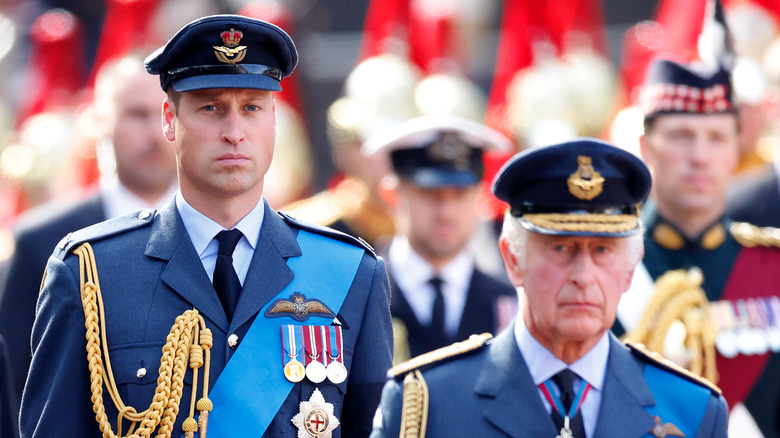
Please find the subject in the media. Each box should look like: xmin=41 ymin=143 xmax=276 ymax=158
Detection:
xmin=228 ymin=334 xmax=239 ymax=349
xmin=136 ymin=367 xmax=147 ymax=379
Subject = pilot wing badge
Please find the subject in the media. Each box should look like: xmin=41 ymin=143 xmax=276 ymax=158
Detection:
xmin=265 ymin=292 xmax=336 ymax=322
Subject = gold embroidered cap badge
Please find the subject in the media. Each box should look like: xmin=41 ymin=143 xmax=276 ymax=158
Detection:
xmin=567 ymin=155 xmax=605 ymax=201
xmin=213 ymin=28 xmax=247 ymax=64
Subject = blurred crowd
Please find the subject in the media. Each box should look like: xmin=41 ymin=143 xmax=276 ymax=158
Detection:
xmin=3 ymin=0 xmax=780 ymax=435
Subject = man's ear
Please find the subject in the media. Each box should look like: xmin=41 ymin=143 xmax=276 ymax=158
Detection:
xmin=162 ymin=98 xmax=176 ymax=142
xmin=499 ymin=237 xmax=524 ymax=288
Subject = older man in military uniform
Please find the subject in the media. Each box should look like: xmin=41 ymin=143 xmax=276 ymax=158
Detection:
xmin=19 ymin=15 xmax=392 ymax=438
xmin=614 ymin=56 xmax=780 ymax=437
xmin=361 ymin=115 xmax=517 ymax=364
xmin=371 ymin=138 xmax=728 ymax=438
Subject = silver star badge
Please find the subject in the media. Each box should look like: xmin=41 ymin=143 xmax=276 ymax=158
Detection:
xmin=291 ymin=388 xmax=340 ymax=438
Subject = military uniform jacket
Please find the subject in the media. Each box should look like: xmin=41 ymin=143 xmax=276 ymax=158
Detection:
xmin=640 ymin=205 xmax=780 ymax=438
xmin=726 ymin=165 xmax=780 ymax=228
xmin=19 ymin=200 xmax=393 ymax=438
xmin=389 ymin=268 xmax=516 ymax=358
xmin=0 ymin=193 xmax=105 ymax=406
xmin=371 ymin=325 xmax=728 ymax=438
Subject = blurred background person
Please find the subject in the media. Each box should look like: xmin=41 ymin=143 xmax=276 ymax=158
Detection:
xmin=364 ymin=115 xmax=517 ymax=364
xmin=0 ymin=50 xmax=176 ymax=412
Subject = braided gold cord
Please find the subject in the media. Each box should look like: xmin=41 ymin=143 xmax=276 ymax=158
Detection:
xmin=626 ymin=269 xmax=719 ymax=384
xmin=74 ymin=243 xmax=212 ymax=438
xmin=399 ymin=370 xmax=428 ymax=438
xmin=731 ymin=222 xmax=780 ymax=248
xmin=523 ymin=213 xmax=638 ymax=233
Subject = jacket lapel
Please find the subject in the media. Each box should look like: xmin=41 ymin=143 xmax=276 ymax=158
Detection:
xmin=593 ymin=335 xmax=657 ymax=437
xmin=475 ymin=326 xmax=558 ymax=437
xmin=230 ymin=203 xmax=299 ymax=331
xmin=146 ymin=200 xmax=229 ymax=332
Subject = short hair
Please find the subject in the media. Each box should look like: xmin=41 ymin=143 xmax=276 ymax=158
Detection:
xmin=500 ymin=211 xmax=645 ymax=270
xmin=166 ymin=89 xmax=181 ymax=113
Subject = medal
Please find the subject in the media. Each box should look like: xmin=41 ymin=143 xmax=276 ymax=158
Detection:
xmin=325 ymin=325 xmax=348 ymax=384
xmin=765 ymin=297 xmax=780 ymax=352
xmin=291 ymin=388 xmax=340 ymax=438
xmin=540 ymin=375 xmax=590 ymax=438
xmin=304 ymin=326 xmax=327 ymax=384
xmin=715 ymin=301 xmax=738 ymax=358
xmin=282 ymin=325 xmax=306 ymax=383
xmin=747 ymin=299 xmax=768 ymax=355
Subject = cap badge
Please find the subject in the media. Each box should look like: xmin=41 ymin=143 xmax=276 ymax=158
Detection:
xmin=265 ymin=292 xmax=336 ymax=322
xmin=291 ymin=388 xmax=340 ymax=438
xmin=213 ymin=28 xmax=247 ymax=64
xmin=567 ymin=155 xmax=605 ymax=201
xmin=428 ymin=132 xmax=471 ymax=170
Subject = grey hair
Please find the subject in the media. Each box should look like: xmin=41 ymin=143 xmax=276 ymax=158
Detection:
xmin=500 ymin=212 xmax=645 ymax=270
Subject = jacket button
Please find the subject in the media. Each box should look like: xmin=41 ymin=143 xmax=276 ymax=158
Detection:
xmin=228 ymin=334 xmax=239 ymax=349
xmin=136 ymin=367 xmax=147 ymax=379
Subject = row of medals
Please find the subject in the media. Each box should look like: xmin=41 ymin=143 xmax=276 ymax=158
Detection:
xmin=282 ymin=325 xmax=347 ymax=385
xmin=713 ymin=297 xmax=780 ymax=358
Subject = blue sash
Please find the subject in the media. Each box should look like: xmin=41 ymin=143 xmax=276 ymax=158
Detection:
xmin=193 ymin=230 xmax=364 ymax=437
xmin=642 ymin=365 xmax=711 ymax=438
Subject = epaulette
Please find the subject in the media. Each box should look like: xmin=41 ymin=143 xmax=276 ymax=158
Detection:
xmin=388 ymin=333 xmax=492 ymax=379
xmin=731 ymin=222 xmax=780 ymax=248
xmin=626 ymin=342 xmax=721 ymax=396
xmin=53 ymin=209 xmax=156 ymax=259
xmin=277 ymin=210 xmax=376 ymax=256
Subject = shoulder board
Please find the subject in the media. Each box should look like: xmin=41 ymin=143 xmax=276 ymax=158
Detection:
xmin=387 ymin=333 xmax=492 ymax=379
xmin=279 ymin=191 xmax=344 ymax=228
xmin=54 ymin=209 xmax=156 ymax=259
xmin=625 ymin=342 xmax=721 ymax=396
xmin=731 ymin=222 xmax=780 ymax=248
xmin=277 ymin=210 xmax=376 ymax=255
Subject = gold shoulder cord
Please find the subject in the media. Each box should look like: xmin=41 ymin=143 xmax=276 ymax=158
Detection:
xmin=74 ymin=242 xmax=214 ymax=438
xmin=626 ymin=269 xmax=718 ymax=384
xmin=399 ymin=370 xmax=428 ymax=438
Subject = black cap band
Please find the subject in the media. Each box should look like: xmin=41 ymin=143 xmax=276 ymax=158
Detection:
xmin=164 ymin=63 xmax=283 ymax=90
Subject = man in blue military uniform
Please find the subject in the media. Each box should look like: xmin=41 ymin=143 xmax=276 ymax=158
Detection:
xmin=615 ymin=55 xmax=780 ymax=437
xmin=19 ymin=15 xmax=392 ymax=438
xmin=371 ymin=138 xmax=728 ymax=437
xmin=362 ymin=115 xmax=517 ymax=363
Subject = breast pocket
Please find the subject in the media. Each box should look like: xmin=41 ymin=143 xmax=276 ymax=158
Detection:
xmin=107 ymin=343 xmax=195 ymax=409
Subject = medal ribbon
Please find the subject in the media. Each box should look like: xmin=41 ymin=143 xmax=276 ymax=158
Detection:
xmin=281 ymin=325 xmax=302 ymax=366
xmin=539 ymin=377 xmax=591 ymax=420
xmin=327 ymin=325 xmax=343 ymax=366
xmin=303 ymin=325 xmax=323 ymax=365
xmin=200 ymin=230 xmax=364 ymax=437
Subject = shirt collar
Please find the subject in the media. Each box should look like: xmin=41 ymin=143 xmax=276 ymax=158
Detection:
xmin=175 ymin=191 xmax=264 ymax=256
xmin=388 ymin=236 xmax=474 ymax=292
xmin=515 ymin=319 xmax=609 ymax=391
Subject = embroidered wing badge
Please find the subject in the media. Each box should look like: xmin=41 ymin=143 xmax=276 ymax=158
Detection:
xmin=265 ymin=292 xmax=336 ymax=322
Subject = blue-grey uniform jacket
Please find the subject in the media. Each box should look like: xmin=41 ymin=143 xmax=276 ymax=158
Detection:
xmin=19 ymin=199 xmax=393 ymax=438
xmin=371 ymin=324 xmax=728 ymax=438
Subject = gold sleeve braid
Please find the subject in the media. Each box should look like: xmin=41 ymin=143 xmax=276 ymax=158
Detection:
xmin=625 ymin=269 xmax=718 ymax=384
xmin=399 ymin=370 xmax=428 ymax=438
xmin=74 ymin=242 xmax=214 ymax=438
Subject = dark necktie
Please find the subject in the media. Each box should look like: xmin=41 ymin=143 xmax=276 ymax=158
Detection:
xmin=213 ymin=229 xmax=243 ymax=322
xmin=429 ymin=277 xmax=447 ymax=343
xmin=551 ymin=369 xmax=587 ymax=438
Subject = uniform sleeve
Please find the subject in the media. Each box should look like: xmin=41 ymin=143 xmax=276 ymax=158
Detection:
xmin=694 ymin=393 xmax=729 ymax=438
xmin=19 ymin=257 xmax=97 ymax=438
xmin=369 ymin=379 xmax=403 ymax=438
xmin=341 ymin=255 xmax=393 ymax=437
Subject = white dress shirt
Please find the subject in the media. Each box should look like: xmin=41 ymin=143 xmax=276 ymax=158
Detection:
xmin=176 ymin=192 xmax=264 ymax=285
xmin=388 ymin=236 xmax=473 ymax=337
xmin=515 ymin=320 xmax=610 ymax=438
